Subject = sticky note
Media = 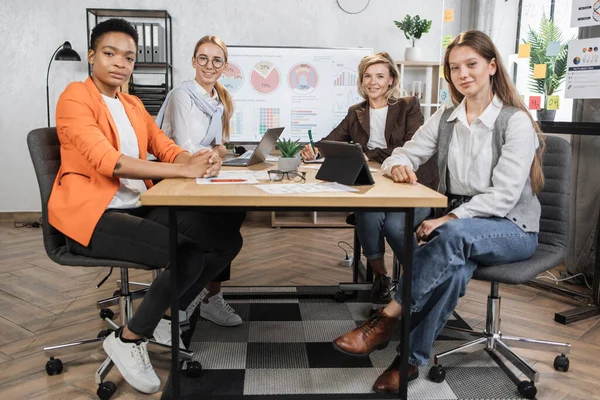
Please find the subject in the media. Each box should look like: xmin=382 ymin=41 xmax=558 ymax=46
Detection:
xmin=444 ymin=9 xmax=454 ymax=22
xmin=546 ymin=95 xmax=560 ymax=110
xmin=518 ymin=43 xmax=531 ymax=58
xmin=533 ymin=64 xmax=547 ymax=79
xmin=519 ymin=94 xmax=525 ymax=103
xmin=442 ymin=35 xmax=453 ymax=48
xmin=439 ymin=89 xmax=449 ymax=103
xmin=546 ymin=41 xmax=561 ymax=57
xmin=439 ymin=65 xmax=445 ymax=79
xmin=529 ymin=96 xmax=541 ymax=110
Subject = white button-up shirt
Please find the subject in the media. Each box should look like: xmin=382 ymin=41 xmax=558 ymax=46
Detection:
xmin=381 ymin=95 xmax=538 ymax=219
xmin=162 ymin=80 xmax=220 ymax=153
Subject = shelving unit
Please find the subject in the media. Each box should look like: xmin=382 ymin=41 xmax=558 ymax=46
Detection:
xmin=396 ymin=61 xmax=449 ymax=119
xmin=271 ymin=212 xmax=352 ymax=228
xmin=86 ymin=8 xmax=173 ymax=115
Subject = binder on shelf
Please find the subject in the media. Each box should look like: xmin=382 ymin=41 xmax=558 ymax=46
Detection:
xmin=135 ymin=23 xmax=144 ymax=62
xmin=151 ymin=23 xmax=166 ymax=63
xmin=144 ymin=23 xmax=152 ymax=63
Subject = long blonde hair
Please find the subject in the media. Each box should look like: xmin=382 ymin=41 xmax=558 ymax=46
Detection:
xmin=193 ymin=36 xmax=234 ymax=142
xmin=443 ymin=30 xmax=545 ymax=193
xmin=357 ymin=52 xmax=402 ymax=105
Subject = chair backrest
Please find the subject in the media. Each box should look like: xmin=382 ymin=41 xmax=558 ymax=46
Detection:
xmin=26 ymin=128 xmax=68 ymax=262
xmin=537 ymin=135 xmax=572 ymax=252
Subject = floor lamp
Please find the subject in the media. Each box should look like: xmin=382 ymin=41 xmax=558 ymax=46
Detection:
xmin=47 ymin=41 xmax=81 ymax=127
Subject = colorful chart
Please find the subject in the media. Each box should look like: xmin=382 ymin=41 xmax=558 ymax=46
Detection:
xmin=218 ymin=62 xmax=244 ymax=93
xmin=255 ymin=108 xmax=280 ymax=135
xmin=250 ymin=61 xmax=280 ymax=94
xmin=288 ymin=63 xmax=319 ymax=94
xmin=334 ymin=68 xmax=358 ymax=86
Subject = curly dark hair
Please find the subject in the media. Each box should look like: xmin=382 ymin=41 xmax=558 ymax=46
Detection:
xmin=90 ymin=18 xmax=138 ymax=51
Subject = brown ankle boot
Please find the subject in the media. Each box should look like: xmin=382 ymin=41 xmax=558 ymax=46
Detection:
xmin=373 ymin=356 xmax=419 ymax=393
xmin=332 ymin=310 xmax=397 ymax=356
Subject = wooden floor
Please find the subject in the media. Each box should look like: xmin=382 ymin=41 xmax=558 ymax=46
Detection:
xmin=0 ymin=218 xmax=599 ymax=399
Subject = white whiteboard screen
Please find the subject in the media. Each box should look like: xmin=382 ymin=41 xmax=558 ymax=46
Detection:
xmin=220 ymin=46 xmax=372 ymax=143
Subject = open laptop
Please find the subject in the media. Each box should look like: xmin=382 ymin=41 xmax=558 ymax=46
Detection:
xmin=222 ymin=127 xmax=285 ymax=167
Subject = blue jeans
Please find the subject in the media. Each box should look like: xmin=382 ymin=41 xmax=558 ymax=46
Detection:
xmin=384 ymin=217 xmax=538 ymax=366
xmin=354 ymin=208 xmax=432 ymax=260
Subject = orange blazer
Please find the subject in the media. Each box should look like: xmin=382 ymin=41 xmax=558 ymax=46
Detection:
xmin=48 ymin=77 xmax=185 ymax=246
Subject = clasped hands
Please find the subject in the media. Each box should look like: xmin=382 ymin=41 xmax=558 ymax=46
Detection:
xmin=188 ymin=148 xmax=222 ymax=178
xmin=390 ymin=165 xmax=457 ymax=241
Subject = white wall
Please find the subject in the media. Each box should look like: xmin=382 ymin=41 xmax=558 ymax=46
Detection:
xmin=0 ymin=0 xmax=451 ymax=212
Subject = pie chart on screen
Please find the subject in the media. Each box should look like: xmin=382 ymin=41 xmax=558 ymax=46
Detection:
xmin=218 ymin=62 xmax=243 ymax=93
xmin=288 ymin=63 xmax=319 ymax=94
xmin=250 ymin=61 xmax=280 ymax=94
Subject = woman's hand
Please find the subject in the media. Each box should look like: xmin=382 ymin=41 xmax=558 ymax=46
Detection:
xmin=300 ymin=144 xmax=319 ymax=160
xmin=183 ymin=149 xmax=212 ymax=178
xmin=416 ymin=214 xmax=457 ymax=241
xmin=213 ymin=144 xmax=227 ymax=158
xmin=390 ymin=165 xmax=418 ymax=184
xmin=204 ymin=151 xmax=222 ymax=178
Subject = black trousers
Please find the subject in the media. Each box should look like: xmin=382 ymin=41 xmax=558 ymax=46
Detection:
xmin=66 ymin=207 xmax=245 ymax=337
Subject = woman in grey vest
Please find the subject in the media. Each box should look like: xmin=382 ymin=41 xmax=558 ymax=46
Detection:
xmin=332 ymin=30 xmax=545 ymax=393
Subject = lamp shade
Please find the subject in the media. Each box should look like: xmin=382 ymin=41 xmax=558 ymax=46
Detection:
xmin=55 ymin=42 xmax=81 ymax=61
xmin=47 ymin=41 xmax=82 ymax=126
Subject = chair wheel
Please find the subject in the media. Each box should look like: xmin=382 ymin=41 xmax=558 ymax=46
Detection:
xmin=517 ymin=381 xmax=537 ymax=399
xmin=97 ymin=329 xmax=114 ymax=339
xmin=428 ymin=365 xmax=446 ymax=383
xmin=45 ymin=357 xmax=63 ymax=376
xmin=97 ymin=381 xmax=117 ymax=400
xmin=554 ymin=354 xmax=569 ymax=372
xmin=185 ymin=360 xmax=203 ymax=378
xmin=333 ymin=291 xmax=347 ymax=302
xmin=99 ymin=308 xmax=114 ymax=320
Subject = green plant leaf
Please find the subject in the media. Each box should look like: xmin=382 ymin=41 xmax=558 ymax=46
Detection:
xmin=393 ymin=14 xmax=432 ymax=46
xmin=276 ymin=138 xmax=303 ymax=158
xmin=523 ymin=13 xmax=570 ymax=100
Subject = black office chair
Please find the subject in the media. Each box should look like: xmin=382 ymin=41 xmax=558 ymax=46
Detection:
xmin=430 ymin=135 xmax=572 ymax=399
xmin=27 ymin=128 xmax=198 ymax=400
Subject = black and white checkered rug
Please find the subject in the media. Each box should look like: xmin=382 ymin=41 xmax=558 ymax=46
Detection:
xmin=164 ymin=286 xmax=526 ymax=399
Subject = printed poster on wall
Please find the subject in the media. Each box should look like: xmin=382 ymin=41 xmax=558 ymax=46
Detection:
xmin=571 ymin=0 xmax=600 ymax=27
xmin=565 ymin=38 xmax=600 ymax=99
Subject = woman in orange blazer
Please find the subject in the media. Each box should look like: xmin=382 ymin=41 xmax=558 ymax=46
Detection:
xmin=48 ymin=19 xmax=243 ymax=395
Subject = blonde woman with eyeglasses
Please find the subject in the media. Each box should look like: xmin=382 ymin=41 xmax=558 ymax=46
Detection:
xmin=154 ymin=36 xmax=246 ymax=339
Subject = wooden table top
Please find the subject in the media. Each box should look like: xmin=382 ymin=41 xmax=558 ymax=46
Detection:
xmin=140 ymin=162 xmax=447 ymax=209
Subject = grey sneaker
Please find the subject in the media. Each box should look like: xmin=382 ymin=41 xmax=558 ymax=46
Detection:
xmin=200 ymin=292 xmax=242 ymax=326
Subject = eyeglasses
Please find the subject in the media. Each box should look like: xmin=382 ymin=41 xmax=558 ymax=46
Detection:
xmin=267 ymin=170 xmax=306 ymax=182
xmin=194 ymin=54 xmax=225 ymax=69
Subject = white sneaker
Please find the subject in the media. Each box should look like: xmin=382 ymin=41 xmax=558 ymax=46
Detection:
xmin=102 ymin=331 xmax=160 ymax=394
xmin=152 ymin=318 xmax=185 ymax=349
xmin=200 ymin=292 xmax=242 ymax=326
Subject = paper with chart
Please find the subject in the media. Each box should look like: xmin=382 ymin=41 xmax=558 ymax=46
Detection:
xmin=255 ymin=182 xmax=359 ymax=195
xmin=565 ymin=38 xmax=600 ymax=99
xmin=571 ymin=0 xmax=600 ymax=27
xmin=220 ymin=46 xmax=372 ymax=143
xmin=196 ymin=171 xmax=269 ymax=184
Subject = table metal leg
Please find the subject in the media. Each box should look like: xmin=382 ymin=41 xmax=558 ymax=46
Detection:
xmin=169 ymin=207 xmax=180 ymax=400
xmin=399 ymin=208 xmax=415 ymax=399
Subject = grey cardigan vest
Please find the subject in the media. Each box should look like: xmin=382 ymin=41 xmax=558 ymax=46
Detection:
xmin=436 ymin=106 xmax=541 ymax=233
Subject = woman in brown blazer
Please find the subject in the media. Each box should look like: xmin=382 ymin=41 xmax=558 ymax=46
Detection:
xmin=301 ymin=52 xmax=438 ymax=306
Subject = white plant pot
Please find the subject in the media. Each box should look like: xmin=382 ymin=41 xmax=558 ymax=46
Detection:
xmin=278 ymin=156 xmax=300 ymax=172
xmin=404 ymin=47 xmax=421 ymax=62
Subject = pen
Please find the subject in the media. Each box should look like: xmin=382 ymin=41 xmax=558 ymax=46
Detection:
xmin=210 ymin=179 xmax=247 ymax=183
xmin=308 ymin=129 xmax=315 ymax=153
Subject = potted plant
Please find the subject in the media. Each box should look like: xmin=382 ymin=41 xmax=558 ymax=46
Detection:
xmin=394 ymin=14 xmax=432 ymax=62
xmin=524 ymin=14 xmax=569 ymax=121
xmin=276 ymin=138 xmax=303 ymax=172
